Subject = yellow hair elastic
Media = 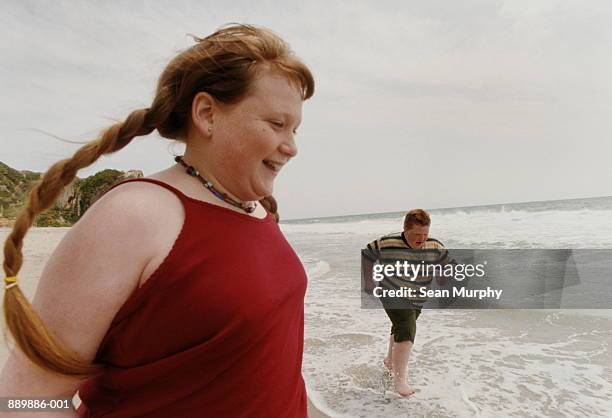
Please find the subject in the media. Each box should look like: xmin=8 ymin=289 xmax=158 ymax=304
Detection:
xmin=4 ymin=276 xmax=18 ymax=290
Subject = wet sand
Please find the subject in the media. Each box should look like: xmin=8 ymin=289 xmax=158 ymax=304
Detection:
xmin=307 ymin=398 xmax=329 ymax=417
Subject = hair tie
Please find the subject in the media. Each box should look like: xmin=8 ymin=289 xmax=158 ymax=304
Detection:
xmin=4 ymin=276 xmax=18 ymax=290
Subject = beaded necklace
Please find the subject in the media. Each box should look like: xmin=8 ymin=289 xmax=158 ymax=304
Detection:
xmin=175 ymin=156 xmax=257 ymax=214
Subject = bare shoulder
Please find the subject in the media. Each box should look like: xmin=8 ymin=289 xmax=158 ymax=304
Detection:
xmin=0 ymin=179 xmax=184 ymax=398
xmin=97 ymin=179 xmax=186 ymax=286
xmin=66 ymin=178 xmax=187 ymax=291
xmin=87 ymin=179 xmax=184 ymax=226
xmin=62 ymin=179 xmax=186 ymax=283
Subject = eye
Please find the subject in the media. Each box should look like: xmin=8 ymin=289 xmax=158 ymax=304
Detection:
xmin=269 ymin=120 xmax=298 ymax=135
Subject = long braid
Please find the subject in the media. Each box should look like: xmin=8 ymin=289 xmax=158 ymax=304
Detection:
xmin=2 ymin=108 xmax=156 ymax=376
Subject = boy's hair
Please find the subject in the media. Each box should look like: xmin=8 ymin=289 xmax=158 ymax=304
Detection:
xmin=403 ymin=209 xmax=431 ymax=230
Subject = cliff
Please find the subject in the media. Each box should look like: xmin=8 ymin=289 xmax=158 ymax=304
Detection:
xmin=0 ymin=162 xmax=143 ymax=227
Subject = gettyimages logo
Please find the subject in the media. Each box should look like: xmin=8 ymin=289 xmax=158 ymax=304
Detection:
xmin=371 ymin=260 xmax=487 ymax=282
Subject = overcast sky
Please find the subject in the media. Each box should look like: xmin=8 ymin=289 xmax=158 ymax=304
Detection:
xmin=1 ymin=0 xmax=611 ymax=219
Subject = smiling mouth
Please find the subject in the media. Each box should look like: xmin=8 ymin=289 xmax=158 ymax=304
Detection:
xmin=263 ymin=160 xmax=284 ymax=173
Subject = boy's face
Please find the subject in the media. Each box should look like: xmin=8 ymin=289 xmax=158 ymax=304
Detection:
xmin=404 ymin=224 xmax=430 ymax=248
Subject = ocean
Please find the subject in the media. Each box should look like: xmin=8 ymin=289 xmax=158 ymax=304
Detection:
xmin=281 ymin=196 xmax=612 ymax=417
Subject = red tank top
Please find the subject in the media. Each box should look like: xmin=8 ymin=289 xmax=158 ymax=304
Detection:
xmin=76 ymin=178 xmax=308 ymax=417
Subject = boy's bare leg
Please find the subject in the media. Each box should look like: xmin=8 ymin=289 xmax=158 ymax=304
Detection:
xmin=391 ymin=341 xmax=415 ymax=396
xmin=383 ymin=333 xmax=394 ymax=370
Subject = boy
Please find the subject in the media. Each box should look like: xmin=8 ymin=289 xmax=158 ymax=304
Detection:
xmin=362 ymin=209 xmax=453 ymax=397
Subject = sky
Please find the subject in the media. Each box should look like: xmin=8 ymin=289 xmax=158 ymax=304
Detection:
xmin=1 ymin=0 xmax=611 ymax=219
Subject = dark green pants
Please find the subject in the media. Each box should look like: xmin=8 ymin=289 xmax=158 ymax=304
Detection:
xmin=384 ymin=308 xmax=421 ymax=343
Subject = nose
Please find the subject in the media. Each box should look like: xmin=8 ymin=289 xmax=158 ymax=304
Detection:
xmin=279 ymin=135 xmax=298 ymax=158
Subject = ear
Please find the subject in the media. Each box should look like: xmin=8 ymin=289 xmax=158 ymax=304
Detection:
xmin=190 ymin=92 xmax=217 ymax=138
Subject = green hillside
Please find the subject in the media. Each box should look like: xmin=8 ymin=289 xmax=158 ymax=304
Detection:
xmin=0 ymin=162 xmax=142 ymax=227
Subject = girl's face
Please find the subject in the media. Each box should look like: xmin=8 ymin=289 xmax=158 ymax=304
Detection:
xmin=209 ymin=70 xmax=303 ymax=200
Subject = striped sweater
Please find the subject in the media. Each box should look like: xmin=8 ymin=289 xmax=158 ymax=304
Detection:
xmin=363 ymin=232 xmax=453 ymax=307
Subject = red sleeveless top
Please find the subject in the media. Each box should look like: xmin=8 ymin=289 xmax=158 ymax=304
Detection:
xmin=76 ymin=179 xmax=308 ymax=417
